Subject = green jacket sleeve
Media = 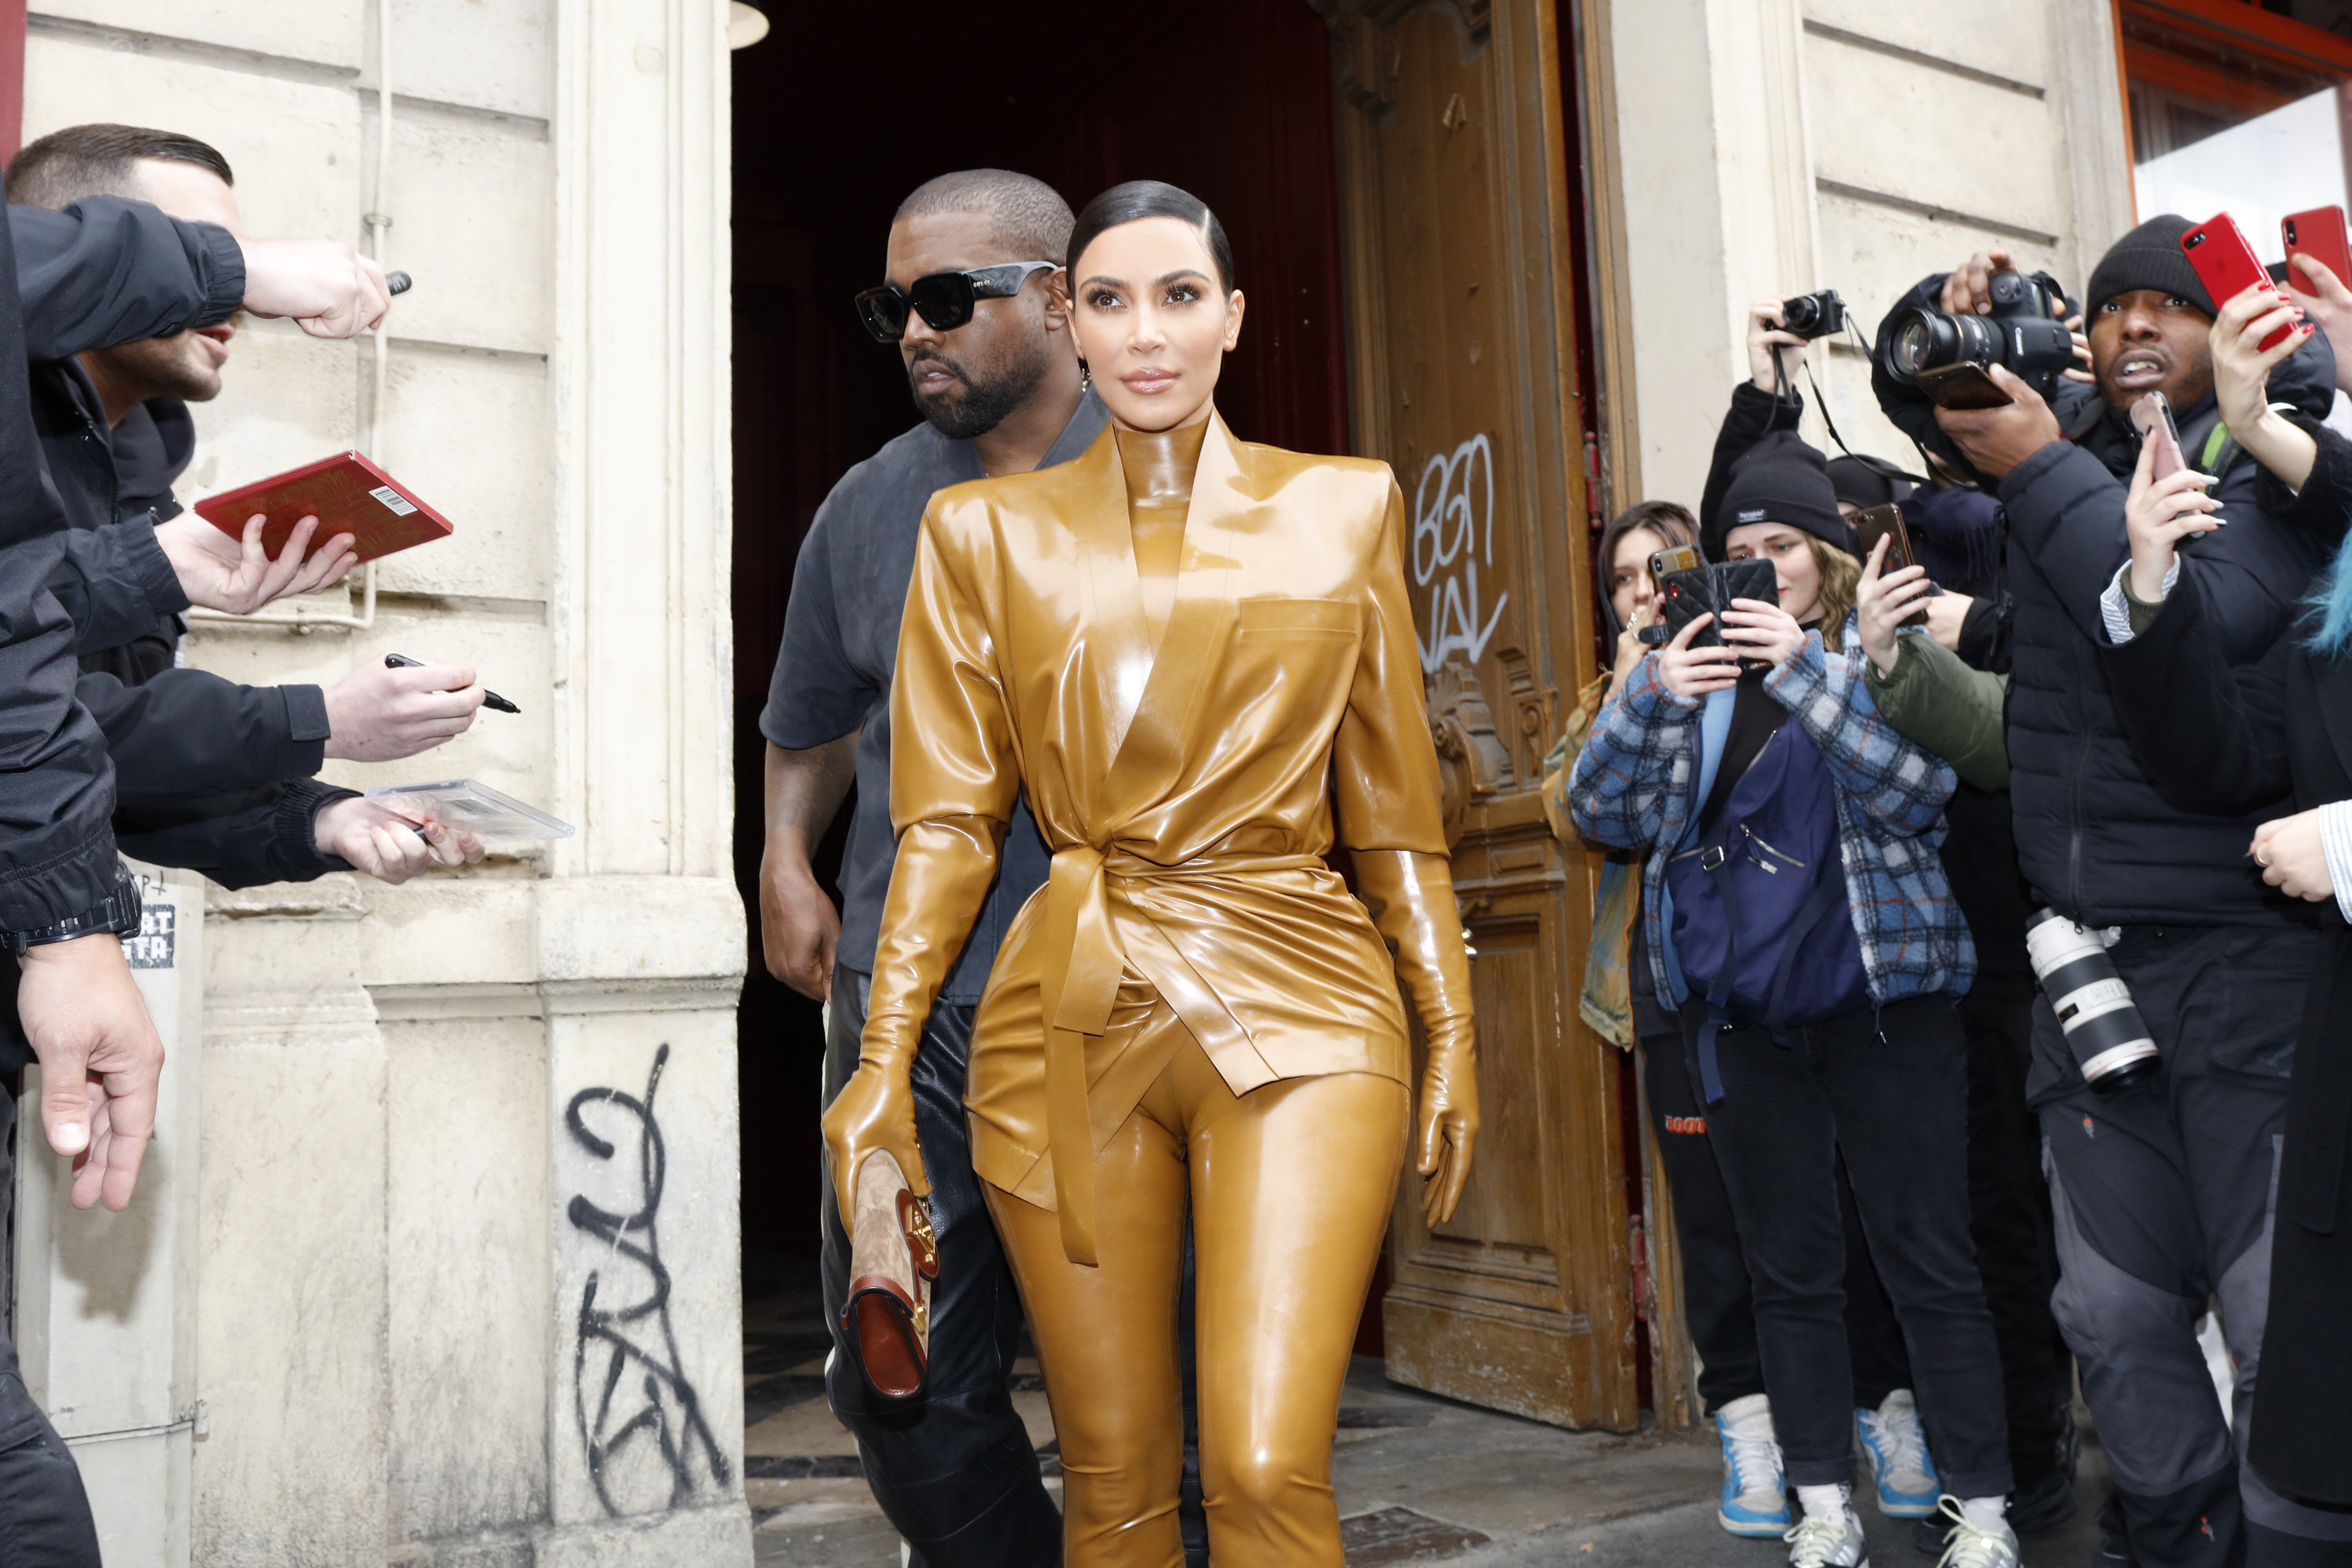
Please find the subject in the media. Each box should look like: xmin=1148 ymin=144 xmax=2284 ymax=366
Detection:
xmin=1862 ymin=633 xmax=2011 ymax=791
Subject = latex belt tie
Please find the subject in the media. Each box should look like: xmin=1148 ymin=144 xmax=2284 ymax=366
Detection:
xmin=1034 ymin=840 xmax=1319 ymax=1266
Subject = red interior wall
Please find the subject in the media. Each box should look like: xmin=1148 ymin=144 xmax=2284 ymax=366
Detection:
xmin=0 ymin=0 xmax=26 ymax=167
xmin=730 ymin=1 xmax=1350 ymax=1268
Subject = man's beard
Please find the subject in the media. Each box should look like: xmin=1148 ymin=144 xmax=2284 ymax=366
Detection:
xmin=907 ymin=342 xmax=1050 ymax=441
xmin=89 ymin=332 xmax=223 ymax=405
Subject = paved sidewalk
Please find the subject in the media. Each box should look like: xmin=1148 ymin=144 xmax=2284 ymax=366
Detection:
xmin=746 ymin=1269 xmax=2113 ymax=1566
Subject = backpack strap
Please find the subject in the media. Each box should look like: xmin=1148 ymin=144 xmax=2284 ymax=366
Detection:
xmin=1694 ymin=844 xmax=1741 ymax=1105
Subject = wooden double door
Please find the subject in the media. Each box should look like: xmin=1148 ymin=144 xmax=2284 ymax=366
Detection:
xmin=1315 ymin=0 xmax=1645 ymax=1432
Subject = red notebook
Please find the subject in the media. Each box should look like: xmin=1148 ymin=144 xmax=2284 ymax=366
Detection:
xmin=194 ymin=452 xmax=454 ymax=562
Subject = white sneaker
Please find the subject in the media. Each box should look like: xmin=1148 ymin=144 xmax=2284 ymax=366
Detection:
xmin=1930 ymin=1496 xmax=2021 ymax=1567
xmin=1856 ymin=1388 xmax=1941 ymax=1518
xmin=1715 ymin=1393 xmax=1791 ymax=1537
xmin=1785 ymin=1504 xmax=1870 ymax=1567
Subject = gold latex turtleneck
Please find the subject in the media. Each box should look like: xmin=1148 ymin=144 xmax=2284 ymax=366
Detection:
xmin=1116 ymin=420 xmax=1209 ymax=648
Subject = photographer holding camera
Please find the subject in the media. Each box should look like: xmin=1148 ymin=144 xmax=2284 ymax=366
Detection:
xmin=1874 ymin=217 xmax=2343 ymax=1568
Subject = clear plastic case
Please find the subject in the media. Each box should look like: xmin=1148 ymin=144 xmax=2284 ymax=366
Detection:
xmin=363 ymin=778 xmax=576 ymax=841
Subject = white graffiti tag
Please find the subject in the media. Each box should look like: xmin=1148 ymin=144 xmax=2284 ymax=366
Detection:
xmin=1413 ymin=434 xmax=1507 ymax=673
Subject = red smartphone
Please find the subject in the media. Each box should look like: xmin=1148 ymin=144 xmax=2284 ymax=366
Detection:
xmin=2283 ymin=205 xmax=2352 ymax=293
xmin=193 ymin=451 xmax=455 ymax=563
xmin=2180 ymin=213 xmax=2292 ymax=349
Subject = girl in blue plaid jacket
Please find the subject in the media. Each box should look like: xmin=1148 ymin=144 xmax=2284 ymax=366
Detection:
xmin=1566 ymin=492 xmax=2015 ymax=1568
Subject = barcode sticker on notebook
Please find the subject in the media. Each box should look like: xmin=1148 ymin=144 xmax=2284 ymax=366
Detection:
xmin=369 ymin=484 xmax=418 ymax=517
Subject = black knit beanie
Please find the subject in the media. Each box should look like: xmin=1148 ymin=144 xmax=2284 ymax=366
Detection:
xmin=2085 ymin=213 xmax=2216 ymax=318
xmin=1709 ymin=432 xmax=1857 ymax=559
xmin=1825 ymin=455 xmax=1915 ymax=511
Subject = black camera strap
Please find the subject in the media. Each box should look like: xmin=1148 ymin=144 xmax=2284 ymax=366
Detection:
xmin=1772 ymin=347 xmax=1913 ymax=481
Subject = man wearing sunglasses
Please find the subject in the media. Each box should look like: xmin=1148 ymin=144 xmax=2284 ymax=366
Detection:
xmin=757 ymin=169 xmax=1102 ymax=1566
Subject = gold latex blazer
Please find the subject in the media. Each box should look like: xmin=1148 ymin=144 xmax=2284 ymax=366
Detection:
xmin=863 ymin=414 xmax=1470 ymax=1262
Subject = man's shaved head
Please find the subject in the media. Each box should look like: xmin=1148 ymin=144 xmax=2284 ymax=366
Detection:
xmin=894 ymin=169 xmax=1073 ymax=264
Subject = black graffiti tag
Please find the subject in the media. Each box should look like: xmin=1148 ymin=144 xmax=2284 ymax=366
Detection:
xmin=566 ymin=1044 xmax=731 ymax=1515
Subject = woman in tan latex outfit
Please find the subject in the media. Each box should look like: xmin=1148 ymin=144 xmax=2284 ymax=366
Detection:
xmin=824 ymin=180 xmax=1478 ymax=1567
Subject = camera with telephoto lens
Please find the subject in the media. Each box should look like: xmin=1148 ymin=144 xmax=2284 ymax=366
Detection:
xmin=1880 ymin=268 xmax=2076 ymax=408
xmin=1778 ymin=289 xmax=1847 ymax=341
xmin=2024 ymin=909 xmax=2160 ymax=1094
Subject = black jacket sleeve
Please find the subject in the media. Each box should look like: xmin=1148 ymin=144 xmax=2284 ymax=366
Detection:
xmin=0 ymin=189 xmax=245 ymax=931
xmin=2098 ymin=568 xmax=2293 ymax=816
xmin=79 ymin=668 xmax=332 ymax=797
xmin=49 ymin=519 xmax=191 ymax=655
xmin=2255 ymin=410 xmax=2352 ymax=549
xmin=0 ymin=537 xmax=119 ymax=931
xmin=9 ymin=197 xmax=243 ymax=362
xmin=1999 ymin=434 xmax=2322 ymax=661
xmin=113 ymin=777 xmax=357 ymax=891
xmin=1698 ymin=381 xmax=1805 ymax=546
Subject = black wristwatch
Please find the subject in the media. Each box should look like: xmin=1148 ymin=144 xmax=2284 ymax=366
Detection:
xmin=3 ymin=869 xmax=143 ymax=955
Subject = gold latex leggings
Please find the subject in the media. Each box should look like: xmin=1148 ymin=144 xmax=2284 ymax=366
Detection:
xmin=983 ymin=1022 xmax=1408 ymax=1567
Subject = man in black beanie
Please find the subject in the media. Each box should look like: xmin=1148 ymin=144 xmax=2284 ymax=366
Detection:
xmin=1874 ymin=227 xmax=2350 ymax=1566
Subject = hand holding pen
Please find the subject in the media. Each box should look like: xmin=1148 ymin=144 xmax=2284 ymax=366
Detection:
xmin=383 ymin=652 xmax=518 ymax=713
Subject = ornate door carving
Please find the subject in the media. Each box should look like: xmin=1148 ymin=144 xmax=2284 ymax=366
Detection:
xmin=1316 ymin=0 xmax=1639 ymax=1430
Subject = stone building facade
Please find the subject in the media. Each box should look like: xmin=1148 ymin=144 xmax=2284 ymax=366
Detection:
xmin=13 ymin=2 xmax=744 ymax=1563
xmin=13 ymin=0 xmax=2317 ymax=1559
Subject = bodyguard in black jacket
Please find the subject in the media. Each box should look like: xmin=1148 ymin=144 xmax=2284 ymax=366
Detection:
xmin=0 ymin=178 xmax=388 ymax=1566
xmin=1875 ymin=220 xmax=2343 ymax=1567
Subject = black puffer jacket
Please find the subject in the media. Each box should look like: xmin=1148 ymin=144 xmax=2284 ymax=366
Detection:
xmin=1875 ymin=272 xmax=2343 ymax=927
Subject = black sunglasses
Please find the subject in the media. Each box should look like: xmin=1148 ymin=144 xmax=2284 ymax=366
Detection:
xmin=854 ymin=260 xmax=1061 ymax=343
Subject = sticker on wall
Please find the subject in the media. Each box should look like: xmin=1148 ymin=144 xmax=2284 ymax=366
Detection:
xmin=124 ymin=891 xmax=175 ymax=971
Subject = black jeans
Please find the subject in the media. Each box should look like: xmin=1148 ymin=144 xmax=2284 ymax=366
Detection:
xmin=1642 ymin=1036 xmax=1911 ymax=1416
xmin=822 ymin=970 xmax=1063 ymax=1567
xmin=1958 ymin=969 xmax=2073 ymax=1487
xmin=2034 ymin=924 xmax=2352 ymax=1566
xmin=0 ymin=1087 xmax=101 ymax=1566
xmin=1686 ymin=993 xmax=2012 ymax=1499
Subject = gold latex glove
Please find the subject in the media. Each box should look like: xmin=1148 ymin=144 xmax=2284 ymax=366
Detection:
xmin=821 ymin=814 xmax=1003 ymax=1225
xmin=1352 ymin=848 xmax=1478 ymax=1225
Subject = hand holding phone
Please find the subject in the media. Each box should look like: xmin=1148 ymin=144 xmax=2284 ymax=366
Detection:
xmin=2284 ymin=206 xmax=2352 ymax=293
xmin=1853 ymin=504 xmax=1940 ymax=627
xmin=2130 ymin=391 xmax=2185 ymax=481
xmin=1645 ymin=545 xmax=1781 ymax=668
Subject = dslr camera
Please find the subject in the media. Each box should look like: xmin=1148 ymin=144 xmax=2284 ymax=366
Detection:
xmin=1880 ymin=268 xmax=2075 ymax=409
xmin=1777 ymin=288 xmax=1846 ymax=341
xmin=1638 ymin=546 xmax=1781 ymax=667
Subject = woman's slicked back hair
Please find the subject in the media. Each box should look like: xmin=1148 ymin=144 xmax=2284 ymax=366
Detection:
xmin=1067 ymin=180 xmax=1234 ymax=293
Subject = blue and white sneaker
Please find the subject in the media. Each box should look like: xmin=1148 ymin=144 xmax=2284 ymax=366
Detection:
xmin=1856 ymin=1388 xmax=1940 ymax=1519
xmin=1715 ymin=1392 xmax=1791 ymax=1537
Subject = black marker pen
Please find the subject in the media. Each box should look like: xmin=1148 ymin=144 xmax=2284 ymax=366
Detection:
xmin=384 ymin=652 xmax=521 ymax=713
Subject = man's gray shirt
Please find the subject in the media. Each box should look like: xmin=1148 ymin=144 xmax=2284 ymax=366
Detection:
xmin=760 ymin=392 xmax=1107 ymax=1003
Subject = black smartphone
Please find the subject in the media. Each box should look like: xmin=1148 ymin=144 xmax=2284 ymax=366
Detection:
xmin=1915 ymin=362 xmax=2013 ymax=410
xmin=1642 ymin=546 xmax=1780 ymax=667
xmin=1853 ymin=503 xmax=1936 ymax=628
